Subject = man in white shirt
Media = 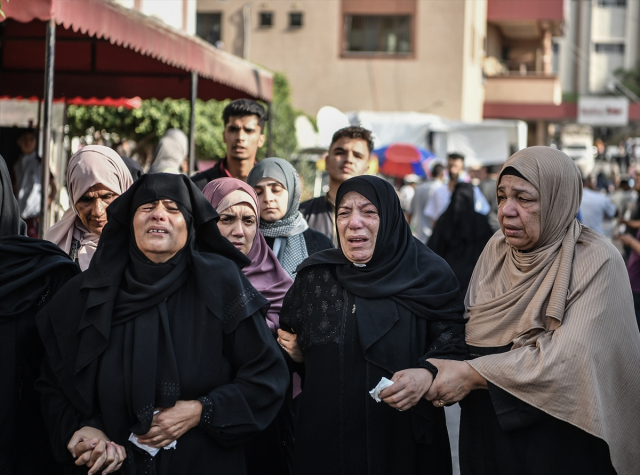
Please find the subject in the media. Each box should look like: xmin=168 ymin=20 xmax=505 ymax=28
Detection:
xmin=409 ymin=163 xmax=444 ymax=243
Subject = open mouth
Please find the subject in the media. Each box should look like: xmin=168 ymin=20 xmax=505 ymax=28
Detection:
xmin=148 ymin=229 xmax=168 ymax=234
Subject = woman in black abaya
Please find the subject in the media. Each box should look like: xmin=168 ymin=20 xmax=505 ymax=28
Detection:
xmin=0 ymin=156 xmax=80 ymax=474
xmin=36 ymin=173 xmax=289 ymax=474
xmin=277 ymin=176 xmax=468 ymax=475
xmin=428 ymin=182 xmax=494 ymax=296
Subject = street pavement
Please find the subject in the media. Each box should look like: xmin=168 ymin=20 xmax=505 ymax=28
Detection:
xmin=445 ymin=403 xmax=461 ymax=475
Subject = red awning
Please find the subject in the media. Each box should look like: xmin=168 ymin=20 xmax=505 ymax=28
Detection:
xmin=0 ymin=0 xmax=273 ymax=102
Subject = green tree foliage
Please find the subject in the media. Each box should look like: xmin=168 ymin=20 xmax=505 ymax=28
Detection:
xmin=67 ymin=72 xmax=298 ymax=161
xmin=614 ymin=62 xmax=640 ymax=97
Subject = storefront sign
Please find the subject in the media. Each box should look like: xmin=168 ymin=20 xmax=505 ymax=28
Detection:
xmin=578 ymin=96 xmax=629 ymax=126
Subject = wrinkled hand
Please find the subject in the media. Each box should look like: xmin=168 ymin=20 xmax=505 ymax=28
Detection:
xmin=277 ymin=329 xmax=303 ymax=363
xmin=135 ymin=400 xmax=202 ymax=448
xmin=424 ymin=359 xmax=487 ymax=407
xmin=67 ymin=426 xmax=126 ymax=474
xmin=379 ymin=368 xmax=434 ymax=411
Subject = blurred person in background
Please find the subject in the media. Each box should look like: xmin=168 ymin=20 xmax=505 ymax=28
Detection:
xmin=399 ymin=174 xmax=419 ymax=223
xmin=409 ymin=162 xmax=445 ymax=244
xmin=13 ymin=129 xmax=56 ymax=237
xmin=147 ymin=129 xmax=189 ymax=175
xmin=0 ymin=156 xmax=80 ymax=475
xmin=191 ymin=99 xmax=266 ymax=189
xmin=478 ymin=164 xmax=501 ymax=233
xmin=299 ymin=126 xmax=372 ymax=247
xmin=579 ymin=174 xmax=617 ymax=236
xmin=44 ymin=146 xmax=133 ymax=271
xmin=428 ymin=182 xmax=494 ymax=297
xmin=425 ymin=153 xmax=490 ymax=225
xmin=610 ymin=175 xmax=636 ymax=219
xmin=248 ymin=157 xmax=332 ymax=278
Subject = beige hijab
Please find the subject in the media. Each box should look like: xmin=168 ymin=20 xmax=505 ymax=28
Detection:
xmin=465 ymin=146 xmax=640 ymax=475
xmin=45 ymin=146 xmax=133 ymax=271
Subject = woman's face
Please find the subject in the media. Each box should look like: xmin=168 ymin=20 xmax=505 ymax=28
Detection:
xmin=497 ymin=175 xmax=541 ymax=250
xmin=337 ymin=191 xmax=380 ymax=264
xmin=254 ymin=177 xmax=289 ymax=223
xmin=133 ymin=200 xmax=188 ymax=263
xmin=75 ymin=183 xmax=119 ymax=235
xmin=216 ymin=203 xmax=257 ymax=255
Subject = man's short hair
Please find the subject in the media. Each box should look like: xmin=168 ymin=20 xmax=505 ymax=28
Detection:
xmin=448 ymin=153 xmax=465 ymax=161
xmin=432 ymin=163 xmax=445 ymax=178
xmin=329 ymin=126 xmax=374 ymax=153
xmin=18 ymin=128 xmax=36 ymax=140
xmin=223 ymin=99 xmax=267 ymax=131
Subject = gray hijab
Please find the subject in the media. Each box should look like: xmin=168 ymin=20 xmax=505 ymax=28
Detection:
xmin=247 ymin=157 xmax=309 ymax=277
xmin=148 ymin=129 xmax=188 ymax=174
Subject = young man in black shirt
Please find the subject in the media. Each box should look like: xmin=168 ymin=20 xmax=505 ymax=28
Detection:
xmin=191 ymin=99 xmax=266 ymax=190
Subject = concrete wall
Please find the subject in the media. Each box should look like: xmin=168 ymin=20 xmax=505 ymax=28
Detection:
xmin=197 ymin=0 xmax=485 ymax=121
xmin=485 ymin=76 xmax=561 ymax=104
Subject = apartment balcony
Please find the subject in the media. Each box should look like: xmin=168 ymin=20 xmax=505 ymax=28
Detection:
xmin=485 ymin=73 xmax=562 ymax=105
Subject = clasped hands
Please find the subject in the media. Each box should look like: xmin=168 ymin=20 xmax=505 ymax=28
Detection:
xmin=68 ymin=400 xmax=202 ymax=474
xmin=381 ymin=359 xmax=487 ymax=410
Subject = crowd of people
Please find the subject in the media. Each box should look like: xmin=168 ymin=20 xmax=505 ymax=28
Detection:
xmin=1 ymin=98 xmax=640 ymax=475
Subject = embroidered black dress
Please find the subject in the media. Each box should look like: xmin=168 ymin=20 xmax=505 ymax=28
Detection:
xmin=279 ymin=176 xmax=469 ymax=475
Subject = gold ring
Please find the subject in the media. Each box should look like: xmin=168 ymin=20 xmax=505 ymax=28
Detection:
xmin=438 ymin=400 xmax=445 ymax=407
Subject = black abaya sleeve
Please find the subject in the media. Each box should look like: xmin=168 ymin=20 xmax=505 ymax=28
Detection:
xmin=419 ymin=319 xmax=468 ymax=363
xmin=201 ymin=312 xmax=289 ymax=447
xmin=37 ymin=356 xmax=82 ymax=463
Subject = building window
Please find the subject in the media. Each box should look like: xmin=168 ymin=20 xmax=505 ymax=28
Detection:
xmin=597 ymin=0 xmax=626 ymax=6
xmin=259 ymin=12 xmax=273 ymax=27
xmin=344 ymin=15 xmax=412 ymax=54
xmin=595 ymin=43 xmax=625 ymax=53
xmin=196 ymin=13 xmax=222 ymax=46
xmin=289 ymin=12 xmax=303 ymax=28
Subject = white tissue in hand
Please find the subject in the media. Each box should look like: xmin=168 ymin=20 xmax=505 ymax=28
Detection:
xmin=128 ymin=411 xmax=177 ymax=456
xmin=369 ymin=377 xmax=394 ymax=402
xmin=128 ymin=433 xmax=177 ymax=457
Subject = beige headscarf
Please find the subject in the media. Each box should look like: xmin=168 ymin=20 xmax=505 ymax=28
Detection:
xmin=465 ymin=146 xmax=640 ymax=475
xmin=45 ymin=146 xmax=133 ymax=271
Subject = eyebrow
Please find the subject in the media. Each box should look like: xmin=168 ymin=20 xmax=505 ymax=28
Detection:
xmin=255 ymin=181 xmax=284 ymax=188
xmin=497 ymin=186 xmax=536 ymax=195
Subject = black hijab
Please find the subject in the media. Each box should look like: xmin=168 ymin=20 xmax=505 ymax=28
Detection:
xmin=428 ymin=182 xmax=494 ymax=294
xmin=37 ymin=174 xmax=269 ymax=433
xmin=0 ymin=155 xmax=79 ymax=321
xmin=298 ymin=176 xmax=464 ymax=355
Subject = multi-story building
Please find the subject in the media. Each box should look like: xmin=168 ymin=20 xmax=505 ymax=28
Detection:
xmin=482 ymin=0 xmax=566 ymax=145
xmin=557 ymin=0 xmax=640 ymax=95
xmin=195 ymin=0 xmax=487 ymax=122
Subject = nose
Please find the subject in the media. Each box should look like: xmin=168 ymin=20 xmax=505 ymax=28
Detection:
xmin=237 ymin=128 xmax=247 ymax=142
xmin=501 ymin=198 xmax=518 ymax=217
xmin=231 ymin=221 xmax=245 ymax=237
xmin=150 ymin=206 xmax=168 ymax=221
xmin=347 ymin=212 xmax=364 ymax=229
xmin=93 ymin=199 xmax=108 ymax=217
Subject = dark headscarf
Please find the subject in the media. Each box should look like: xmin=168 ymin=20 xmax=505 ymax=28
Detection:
xmin=428 ymin=182 xmax=494 ymax=295
xmin=120 ymin=155 xmax=144 ymax=182
xmin=298 ymin=176 xmax=464 ymax=358
xmin=0 ymin=155 xmax=26 ymax=237
xmin=0 ymin=155 xmax=79 ymax=321
xmin=37 ymin=174 xmax=268 ymax=434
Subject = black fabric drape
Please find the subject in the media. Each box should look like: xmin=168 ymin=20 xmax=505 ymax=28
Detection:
xmin=427 ymin=182 xmax=494 ymax=295
xmin=1 ymin=157 xmax=81 ymax=474
xmin=0 ymin=155 xmax=26 ymax=237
